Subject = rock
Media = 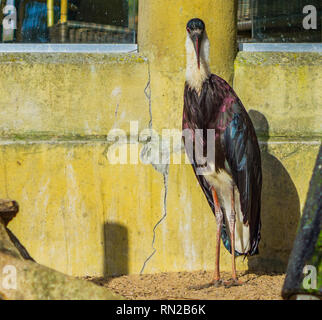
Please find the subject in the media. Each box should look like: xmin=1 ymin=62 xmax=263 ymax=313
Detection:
xmin=0 ymin=252 xmax=124 ymax=300
xmin=0 ymin=199 xmax=124 ymax=300
xmin=0 ymin=199 xmax=19 ymax=226
xmin=4 ymin=228 xmax=35 ymax=261
xmin=0 ymin=215 xmax=24 ymax=261
xmin=0 ymin=199 xmax=34 ymax=261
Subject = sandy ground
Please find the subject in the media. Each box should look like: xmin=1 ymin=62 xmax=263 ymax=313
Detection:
xmin=86 ymin=270 xmax=285 ymax=300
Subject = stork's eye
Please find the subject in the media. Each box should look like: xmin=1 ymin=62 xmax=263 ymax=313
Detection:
xmin=186 ymin=27 xmax=191 ymax=33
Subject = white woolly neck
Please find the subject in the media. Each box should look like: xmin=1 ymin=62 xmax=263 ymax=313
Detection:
xmin=185 ymin=31 xmax=211 ymax=94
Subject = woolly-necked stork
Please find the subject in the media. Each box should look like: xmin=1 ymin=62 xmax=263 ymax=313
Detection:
xmin=182 ymin=18 xmax=262 ymax=286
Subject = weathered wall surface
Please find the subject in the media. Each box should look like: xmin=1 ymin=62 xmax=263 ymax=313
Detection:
xmin=234 ymin=52 xmax=321 ymax=271
xmin=0 ymin=51 xmax=245 ymax=277
xmin=234 ymin=52 xmax=322 ymax=138
xmin=0 ymin=2 xmax=243 ymax=277
xmin=0 ymin=53 xmax=150 ymax=137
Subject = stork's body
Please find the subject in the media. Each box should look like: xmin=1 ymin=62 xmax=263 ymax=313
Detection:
xmin=183 ymin=19 xmax=262 ymax=285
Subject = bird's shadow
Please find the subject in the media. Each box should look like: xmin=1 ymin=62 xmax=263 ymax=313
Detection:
xmin=247 ymin=110 xmax=301 ymax=273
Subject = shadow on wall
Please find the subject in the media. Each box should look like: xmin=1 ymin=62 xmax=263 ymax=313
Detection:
xmin=247 ymin=110 xmax=301 ymax=273
xmin=103 ymin=223 xmax=128 ymax=277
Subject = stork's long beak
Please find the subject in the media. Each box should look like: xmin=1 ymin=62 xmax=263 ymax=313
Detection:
xmin=192 ymin=32 xmax=202 ymax=69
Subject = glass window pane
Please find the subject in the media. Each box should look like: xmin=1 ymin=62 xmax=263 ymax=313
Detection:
xmin=0 ymin=0 xmax=138 ymax=43
xmin=238 ymin=0 xmax=321 ymax=43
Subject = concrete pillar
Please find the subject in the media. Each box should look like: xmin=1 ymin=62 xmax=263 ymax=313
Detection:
xmin=47 ymin=0 xmax=54 ymax=27
xmin=61 ymin=0 xmax=68 ymax=24
xmin=138 ymin=0 xmax=238 ymax=131
xmin=137 ymin=1 xmax=243 ymax=274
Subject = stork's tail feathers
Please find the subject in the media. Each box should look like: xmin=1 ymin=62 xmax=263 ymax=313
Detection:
xmin=220 ymin=219 xmax=259 ymax=257
xmin=220 ymin=220 xmax=243 ymax=257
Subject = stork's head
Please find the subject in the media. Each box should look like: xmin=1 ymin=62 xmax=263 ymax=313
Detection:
xmin=185 ymin=18 xmax=210 ymax=93
xmin=186 ymin=18 xmax=205 ymax=70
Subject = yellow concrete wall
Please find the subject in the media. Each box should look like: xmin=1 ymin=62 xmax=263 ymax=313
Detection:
xmin=1 ymin=143 xmax=244 ymax=276
xmin=234 ymin=52 xmax=321 ymax=271
xmin=0 ymin=51 xmax=247 ymax=277
xmin=0 ymin=53 xmax=150 ymax=136
xmin=234 ymin=52 xmax=322 ymax=138
xmin=0 ymin=1 xmax=242 ymax=277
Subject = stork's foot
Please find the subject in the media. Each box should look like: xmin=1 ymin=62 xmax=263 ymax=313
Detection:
xmin=210 ymin=279 xmax=225 ymax=287
xmin=224 ymin=278 xmax=243 ymax=288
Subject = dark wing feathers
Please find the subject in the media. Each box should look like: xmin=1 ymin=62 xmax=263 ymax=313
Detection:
xmin=192 ymin=165 xmax=215 ymax=212
xmin=183 ymin=74 xmax=262 ymax=256
xmin=223 ymin=105 xmax=262 ymax=255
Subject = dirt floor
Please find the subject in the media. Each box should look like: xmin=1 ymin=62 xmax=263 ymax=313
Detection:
xmin=86 ymin=270 xmax=285 ymax=300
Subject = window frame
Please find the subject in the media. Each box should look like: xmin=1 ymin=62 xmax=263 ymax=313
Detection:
xmin=0 ymin=43 xmax=137 ymax=52
xmin=239 ymin=43 xmax=322 ymax=52
xmin=0 ymin=0 xmax=138 ymax=52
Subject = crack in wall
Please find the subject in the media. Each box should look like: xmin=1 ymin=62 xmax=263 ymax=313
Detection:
xmin=96 ymin=59 xmax=170 ymax=274
xmin=144 ymin=63 xmax=153 ymax=130
xmin=140 ymin=61 xmax=170 ymax=274
xmin=140 ymin=170 xmax=168 ymax=275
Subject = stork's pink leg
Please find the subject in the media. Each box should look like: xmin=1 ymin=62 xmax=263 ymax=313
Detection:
xmin=211 ymin=187 xmax=223 ymax=286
